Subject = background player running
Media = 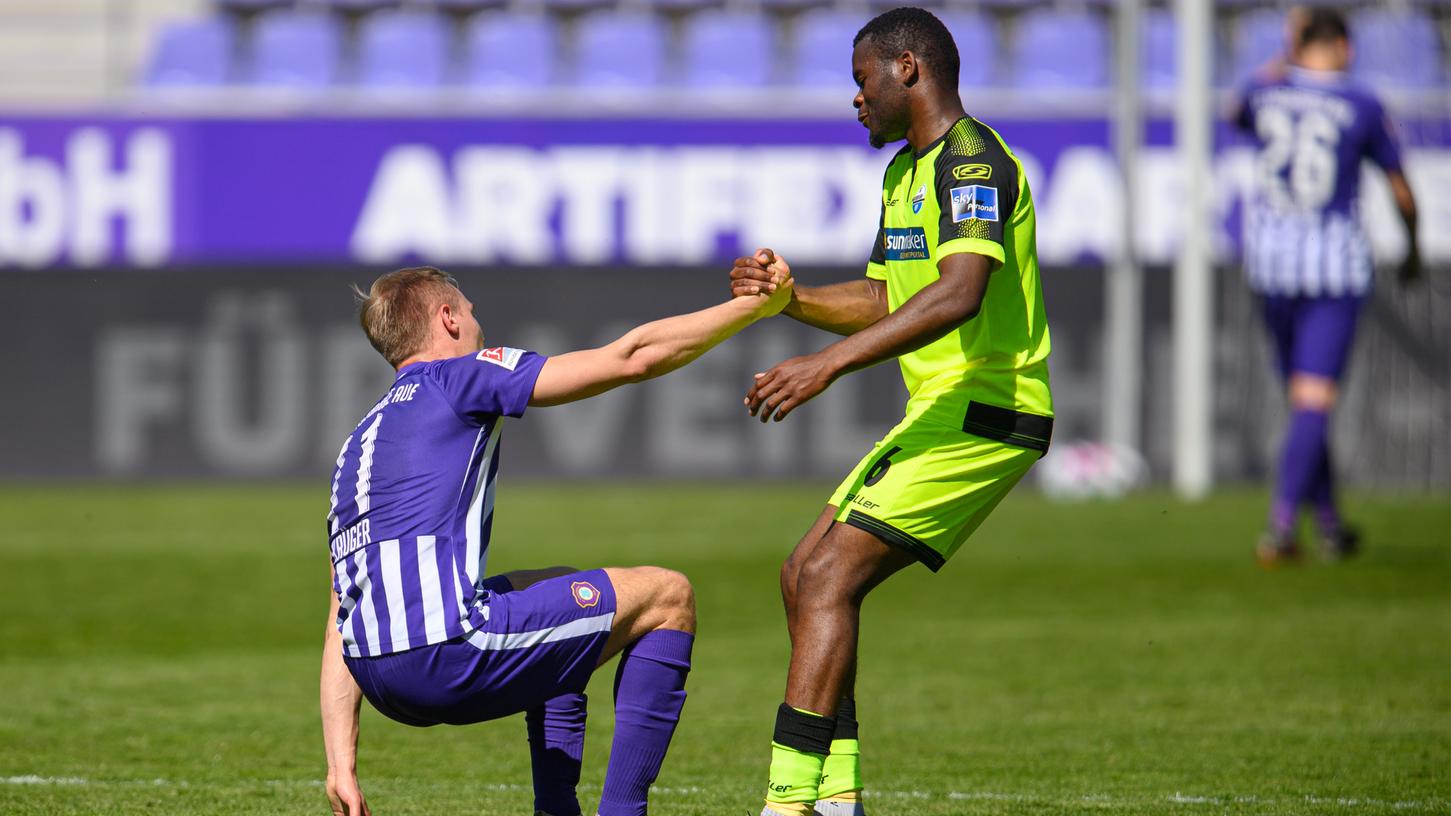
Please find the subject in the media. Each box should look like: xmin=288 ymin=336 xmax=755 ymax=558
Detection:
xmin=1231 ymin=8 xmax=1421 ymax=565
xmin=321 ymin=265 xmax=790 ymax=816
xmin=730 ymin=8 xmax=1052 ymax=816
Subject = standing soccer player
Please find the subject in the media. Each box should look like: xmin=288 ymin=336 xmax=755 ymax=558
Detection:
xmin=1232 ymin=8 xmax=1421 ymax=565
xmin=730 ymin=9 xmax=1052 ymax=815
xmin=321 ymin=266 xmax=790 ymax=816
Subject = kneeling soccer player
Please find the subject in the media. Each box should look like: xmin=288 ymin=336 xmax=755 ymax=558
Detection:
xmin=320 ymin=265 xmax=791 ymax=816
xmin=729 ymin=9 xmax=1052 ymax=815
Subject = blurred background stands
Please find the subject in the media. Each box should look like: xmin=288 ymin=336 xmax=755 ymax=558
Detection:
xmin=3 ymin=1 xmax=1445 ymax=106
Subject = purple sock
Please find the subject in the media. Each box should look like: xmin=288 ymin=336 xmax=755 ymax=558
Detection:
xmin=1272 ymin=408 xmax=1329 ymax=534
xmin=527 ymin=693 xmax=588 ymax=816
xmin=598 ymin=629 xmax=694 ymax=816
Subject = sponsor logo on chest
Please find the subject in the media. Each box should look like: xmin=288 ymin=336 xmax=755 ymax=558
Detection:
xmin=883 ymin=227 xmax=930 ymax=261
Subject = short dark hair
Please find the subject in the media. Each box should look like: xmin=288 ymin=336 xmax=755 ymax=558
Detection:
xmin=853 ymin=7 xmax=961 ymax=92
xmin=1298 ymin=8 xmax=1349 ymax=49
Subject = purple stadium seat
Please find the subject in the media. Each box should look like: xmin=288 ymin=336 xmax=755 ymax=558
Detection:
xmin=681 ymin=10 xmax=776 ymax=88
xmin=464 ymin=13 xmax=557 ymax=88
xmin=435 ymin=0 xmax=508 ymax=10
xmin=1229 ymin=8 xmax=1289 ymax=84
xmin=357 ymin=10 xmax=452 ymax=88
xmin=761 ymin=0 xmax=835 ymax=9
xmin=1352 ymin=9 xmax=1443 ymax=89
xmin=937 ymin=12 xmax=996 ymax=88
xmin=215 ymin=0 xmax=291 ymax=12
xmin=322 ymin=0 xmax=399 ymax=11
xmin=144 ymin=17 xmax=235 ymax=87
xmin=248 ymin=10 xmax=343 ymax=87
xmin=1011 ymin=9 xmax=1109 ymax=88
xmin=1142 ymin=8 xmax=1176 ymax=89
xmin=541 ymin=0 xmax=613 ymax=10
xmin=574 ymin=12 xmax=668 ymax=88
xmin=652 ymin=0 xmax=720 ymax=9
xmin=790 ymin=10 xmax=867 ymax=89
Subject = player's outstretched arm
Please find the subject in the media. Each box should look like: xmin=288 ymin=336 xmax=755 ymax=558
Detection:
xmin=1386 ymin=171 xmax=1421 ymax=284
xmin=731 ymin=249 xmax=888 ymax=336
xmin=529 ymin=276 xmax=792 ymax=407
xmin=747 ymin=252 xmax=990 ymax=422
xmin=321 ymin=574 xmax=370 ymax=816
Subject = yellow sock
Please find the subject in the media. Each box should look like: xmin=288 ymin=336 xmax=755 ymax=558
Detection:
xmin=818 ymin=738 xmax=862 ymax=799
xmin=765 ymin=740 xmax=826 ymax=807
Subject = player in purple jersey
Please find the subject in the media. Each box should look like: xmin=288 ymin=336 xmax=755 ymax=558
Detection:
xmin=320 ymin=265 xmax=792 ymax=816
xmin=1231 ymin=8 xmax=1421 ymax=566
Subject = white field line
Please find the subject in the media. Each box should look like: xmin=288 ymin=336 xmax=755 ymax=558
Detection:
xmin=3 ymin=776 xmax=1446 ymax=811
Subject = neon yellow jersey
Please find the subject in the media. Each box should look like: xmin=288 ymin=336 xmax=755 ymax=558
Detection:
xmin=866 ymin=116 xmax=1053 ymax=425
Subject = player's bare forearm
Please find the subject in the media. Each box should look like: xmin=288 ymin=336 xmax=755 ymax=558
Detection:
xmin=321 ymin=587 xmax=371 ymax=815
xmin=819 ymin=266 xmax=983 ymax=377
xmin=730 ymin=249 xmax=886 ymax=335
xmin=1388 ymin=171 xmax=1418 ymax=225
xmin=320 ymin=588 xmax=361 ymax=775
xmin=619 ymin=296 xmax=777 ymax=379
xmin=746 ymin=254 xmax=990 ymax=422
xmin=786 ymin=278 xmax=889 ymax=336
xmin=531 ymin=285 xmax=790 ymax=406
xmin=1387 ymin=171 xmax=1421 ymax=283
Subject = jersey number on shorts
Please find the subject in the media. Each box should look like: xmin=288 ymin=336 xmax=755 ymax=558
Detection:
xmin=864 ymin=446 xmax=903 ymax=487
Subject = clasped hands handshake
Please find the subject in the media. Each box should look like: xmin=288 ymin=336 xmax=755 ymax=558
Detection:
xmin=730 ymin=248 xmax=841 ymax=424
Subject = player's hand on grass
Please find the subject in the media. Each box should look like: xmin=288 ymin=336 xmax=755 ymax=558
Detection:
xmin=746 ymin=351 xmax=836 ymax=422
xmin=326 ymin=771 xmax=370 ymax=816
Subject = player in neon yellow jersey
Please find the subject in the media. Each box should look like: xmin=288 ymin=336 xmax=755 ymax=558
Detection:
xmin=729 ymin=8 xmax=1052 ymax=816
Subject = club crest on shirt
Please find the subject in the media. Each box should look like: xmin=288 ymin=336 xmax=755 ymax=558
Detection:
xmin=911 ymin=184 xmax=926 ymax=214
xmin=571 ymin=581 xmax=601 ymax=608
xmin=950 ymin=185 xmax=999 ymax=223
xmin=477 ymin=346 xmax=524 ymax=370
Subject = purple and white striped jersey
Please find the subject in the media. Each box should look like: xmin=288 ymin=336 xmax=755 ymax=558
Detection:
xmin=326 ymin=347 xmax=547 ymax=658
xmin=1236 ymin=67 xmax=1404 ymax=297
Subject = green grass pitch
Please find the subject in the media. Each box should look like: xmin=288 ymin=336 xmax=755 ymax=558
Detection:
xmin=1 ymin=484 xmax=1447 ymax=815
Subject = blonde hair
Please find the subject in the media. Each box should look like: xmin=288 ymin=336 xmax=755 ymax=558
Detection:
xmin=353 ymin=266 xmax=462 ymax=367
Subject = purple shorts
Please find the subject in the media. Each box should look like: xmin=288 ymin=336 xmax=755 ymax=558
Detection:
xmin=1260 ymin=294 xmax=1365 ymax=382
xmin=345 ymin=569 xmax=616 ymax=727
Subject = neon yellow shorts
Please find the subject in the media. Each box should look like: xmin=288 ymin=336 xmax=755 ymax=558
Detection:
xmin=828 ymin=402 xmax=1050 ymax=571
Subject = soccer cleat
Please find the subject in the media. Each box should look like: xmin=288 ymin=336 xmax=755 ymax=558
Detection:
xmin=1320 ymin=525 xmax=1361 ymax=561
xmin=1256 ymin=529 xmax=1302 ymax=568
xmin=814 ymin=793 xmax=867 ymax=816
